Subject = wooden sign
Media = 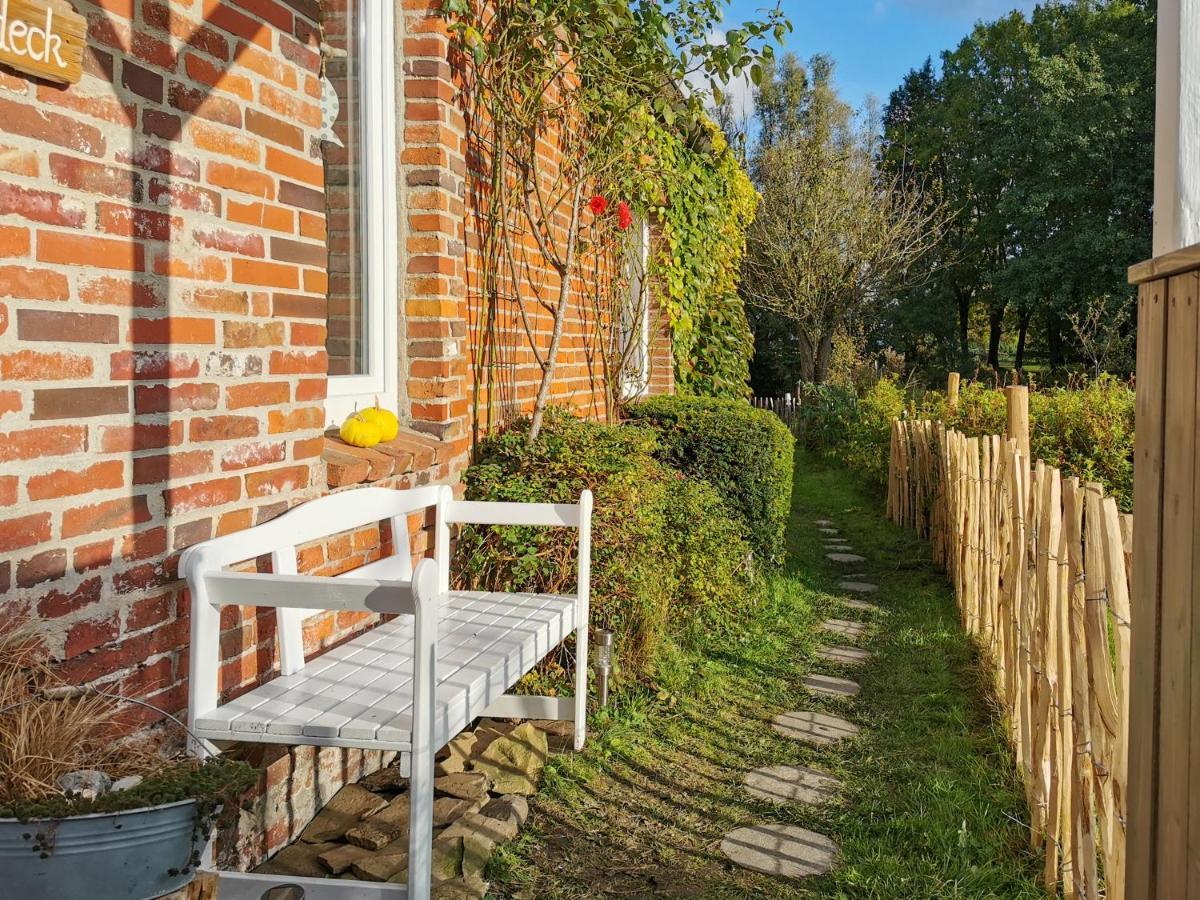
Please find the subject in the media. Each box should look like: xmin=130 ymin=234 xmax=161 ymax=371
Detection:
xmin=0 ymin=0 xmax=85 ymax=85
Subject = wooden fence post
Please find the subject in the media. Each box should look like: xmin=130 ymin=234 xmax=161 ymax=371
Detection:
xmin=1006 ymin=385 xmax=1031 ymax=462
xmin=947 ymin=372 xmax=961 ymax=411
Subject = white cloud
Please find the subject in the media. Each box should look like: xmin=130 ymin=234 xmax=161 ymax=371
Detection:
xmin=684 ymin=29 xmax=756 ymax=119
xmin=877 ymin=0 xmax=1039 ymax=19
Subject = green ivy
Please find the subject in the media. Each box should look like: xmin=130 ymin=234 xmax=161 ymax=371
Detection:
xmin=622 ymin=112 xmax=759 ymax=398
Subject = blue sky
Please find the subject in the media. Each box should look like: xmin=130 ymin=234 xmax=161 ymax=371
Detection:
xmin=718 ymin=0 xmax=1040 ymax=117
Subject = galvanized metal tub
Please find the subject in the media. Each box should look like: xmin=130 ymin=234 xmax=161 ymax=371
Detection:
xmin=0 ymin=798 xmax=206 ymax=900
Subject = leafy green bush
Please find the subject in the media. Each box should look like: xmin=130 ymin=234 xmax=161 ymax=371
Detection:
xmin=796 ymin=383 xmax=859 ymax=452
xmin=624 ymin=396 xmax=795 ymax=566
xmin=842 ymin=377 xmax=906 ymax=484
xmin=455 ymin=409 xmax=753 ymax=682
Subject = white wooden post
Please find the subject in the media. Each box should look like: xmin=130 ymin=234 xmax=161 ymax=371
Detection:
xmin=406 ymin=558 xmax=439 ymax=900
xmin=1154 ymin=0 xmax=1200 ymax=255
xmin=436 ymin=485 xmax=452 ymax=595
xmin=272 ymin=545 xmax=306 ymax=676
xmin=573 ymin=490 xmax=593 ymax=752
xmin=181 ymin=546 xmax=221 ymax=759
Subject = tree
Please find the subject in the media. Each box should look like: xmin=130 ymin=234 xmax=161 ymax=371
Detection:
xmin=743 ymin=55 xmax=945 ymax=384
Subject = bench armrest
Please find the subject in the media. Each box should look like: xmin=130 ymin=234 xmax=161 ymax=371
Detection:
xmin=202 ymin=571 xmax=419 ymax=616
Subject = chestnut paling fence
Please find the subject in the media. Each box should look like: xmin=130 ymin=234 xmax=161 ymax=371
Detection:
xmin=887 ymin=417 xmax=1131 ymax=900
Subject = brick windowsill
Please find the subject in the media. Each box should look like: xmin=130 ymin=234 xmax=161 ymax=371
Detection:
xmin=322 ymin=428 xmax=442 ymax=489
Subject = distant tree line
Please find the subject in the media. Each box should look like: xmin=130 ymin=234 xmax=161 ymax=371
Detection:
xmin=744 ymin=0 xmax=1155 ymax=395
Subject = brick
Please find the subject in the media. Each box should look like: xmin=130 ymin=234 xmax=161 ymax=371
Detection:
xmin=190 ymin=415 xmax=260 ymax=442
xmin=302 ymin=269 xmax=327 ymax=293
xmin=97 ymin=203 xmax=181 ymax=241
xmin=0 ymin=391 xmax=16 ymax=418
xmin=74 ymin=540 xmax=115 ymax=573
xmin=149 ymin=178 xmax=221 ymax=215
xmin=0 ymin=184 xmax=86 ymax=227
xmin=269 ymin=350 xmax=326 ymax=375
xmin=128 ymin=317 xmax=217 ymax=345
xmin=224 ymin=321 xmax=285 ymax=348
xmin=222 ymin=441 xmax=286 ymax=471
xmin=1 ymin=350 xmax=93 ymax=381
xmin=17 ymin=549 xmax=67 ymax=588
xmin=116 ymin=143 xmax=201 ymax=180
xmin=18 ymin=309 xmax=120 ymax=343
xmin=217 ymin=507 xmax=253 ymax=535
xmin=278 ymin=180 xmax=322 ymax=211
xmin=227 ymin=199 xmax=294 ymax=232
xmin=50 ymin=153 xmax=142 ymax=201
xmin=101 ymin=422 xmax=183 ymax=453
xmin=268 ymin=406 xmax=323 ymax=434
xmin=272 ymin=293 xmax=325 ymax=319
xmin=188 ymin=287 xmax=250 ymax=315
xmin=265 ymin=146 xmax=321 ymax=185
xmin=38 ymin=231 xmax=145 ymax=271
xmin=295 ymin=378 xmax=326 ymax=401
xmin=63 ymin=496 xmax=151 ymax=539
xmin=0 ymin=224 xmax=29 ymax=257
xmin=81 ymin=276 xmax=165 ymax=309
xmin=0 ymin=96 xmax=104 ymax=156
xmin=226 ymin=381 xmax=290 ymax=409
xmin=207 ymin=3 xmax=274 ymax=47
xmin=135 ymin=383 xmax=220 ymax=413
xmin=38 ymin=577 xmax=103 ymax=619
xmin=293 ymin=435 xmax=324 ymax=459
xmin=190 ymin=119 xmax=261 ymax=163
xmin=184 ymin=52 xmax=254 ymax=101
xmin=151 ymin=251 xmax=227 ymax=282
xmin=0 ymin=512 xmax=52 ymax=552
xmin=64 ymin=615 xmax=119 ymax=659
xmin=245 ymin=108 xmax=304 ymax=150
xmin=208 ymin=161 xmax=275 ymax=198
xmin=0 ymin=144 xmax=38 ymax=177
xmin=122 ymin=59 xmax=164 ymax=103
xmin=28 ymin=461 xmax=126 ymax=501
xmin=33 ymin=386 xmax=128 ymax=420
xmin=133 ymin=450 xmax=214 ymax=485
xmin=111 ymin=350 xmax=200 ymax=380
xmin=0 ymin=266 xmax=70 ymax=300
xmin=246 ymin=465 xmax=310 ymax=498
xmin=270 ymin=236 xmax=325 ymax=266
xmin=173 ymin=517 xmax=213 ymax=550
xmin=232 ymin=258 xmax=298 ymax=288
xmin=142 ymin=108 xmax=182 ymax=140
xmin=164 ymin=477 xmax=242 ymax=514
xmin=168 ymin=81 xmax=242 ymax=127
xmin=0 ymin=425 xmax=88 ymax=461
xmin=126 ymin=592 xmax=172 ymax=632
xmin=122 ymin=527 xmax=169 ymax=561
xmin=290 ymin=322 xmax=326 ymax=346
xmin=195 ymin=226 xmax=264 ymax=257
xmin=0 ymin=475 xmax=15 ymax=506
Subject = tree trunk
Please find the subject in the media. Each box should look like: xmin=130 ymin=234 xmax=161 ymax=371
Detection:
xmin=796 ymin=328 xmax=818 ymax=384
xmin=987 ymin=304 xmax=1005 ymax=372
xmin=957 ymin=289 xmax=971 ymax=368
xmin=1014 ymin=309 xmax=1031 ymax=372
xmin=813 ymin=330 xmax=835 ymax=384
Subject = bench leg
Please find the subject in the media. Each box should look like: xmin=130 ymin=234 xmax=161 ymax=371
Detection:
xmin=574 ymin=622 xmax=588 ymax=751
xmin=407 ymin=747 xmax=433 ymax=900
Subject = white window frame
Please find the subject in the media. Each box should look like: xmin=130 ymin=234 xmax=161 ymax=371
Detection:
xmin=325 ymin=0 xmax=399 ymax=426
xmin=619 ymin=218 xmax=652 ymax=401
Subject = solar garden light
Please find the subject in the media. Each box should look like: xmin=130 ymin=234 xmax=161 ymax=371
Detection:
xmin=595 ymin=630 xmax=614 ymax=708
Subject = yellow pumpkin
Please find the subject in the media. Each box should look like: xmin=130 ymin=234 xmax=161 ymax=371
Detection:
xmin=340 ymin=412 xmax=382 ymax=448
xmin=359 ymin=404 xmax=399 ymax=442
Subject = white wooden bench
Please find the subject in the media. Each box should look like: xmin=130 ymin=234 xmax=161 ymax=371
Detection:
xmin=180 ymin=484 xmax=593 ymax=899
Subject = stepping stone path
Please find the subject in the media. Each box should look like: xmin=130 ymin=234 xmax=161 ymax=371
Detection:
xmin=822 ymin=618 xmax=869 ymax=640
xmin=802 ymin=673 xmax=861 ymax=698
xmin=771 ymin=710 xmax=861 ymax=746
xmin=724 ymin=515 xmax=871 ymax=883
xmin=816 ymin=645 xmax=872 ymax=666
xmin=720 ymin=825 xmax=840 ymax=878
xmin=838 ymin=581 xmax=878 ymax=594
xmin=743 ymin=765 xmax=841 ymax=806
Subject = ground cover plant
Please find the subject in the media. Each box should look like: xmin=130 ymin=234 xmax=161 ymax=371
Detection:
xmin=486 ymin=451 xmax=1044 ymax=897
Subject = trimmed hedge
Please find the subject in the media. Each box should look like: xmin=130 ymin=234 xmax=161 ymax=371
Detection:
xmin=455 ymin=409 xmax=754 ymax=683
xmin=624 ymin=396 xmax=795 ymax=566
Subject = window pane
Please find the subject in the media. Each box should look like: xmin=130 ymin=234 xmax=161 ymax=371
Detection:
xmin=322 ymin=0 xmax=367 ymax=376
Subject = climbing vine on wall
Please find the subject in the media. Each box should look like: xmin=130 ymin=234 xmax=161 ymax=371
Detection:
xmin=623 ymin=113 xmax=759 ymax=398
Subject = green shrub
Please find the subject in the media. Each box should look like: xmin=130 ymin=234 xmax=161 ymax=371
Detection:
xmin=624 ymin=395 xmax=795 ymax=566
xmin=842 ymin=377 xmax=906 ymax=484
xmin=796 ymin=384 xmax=859 ymax=452
xmin=455 ymin=409 xmax=753 ymax=683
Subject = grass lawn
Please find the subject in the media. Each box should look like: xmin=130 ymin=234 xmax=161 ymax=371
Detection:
xmin=488 ymin=451 xmax=1046 ymax=898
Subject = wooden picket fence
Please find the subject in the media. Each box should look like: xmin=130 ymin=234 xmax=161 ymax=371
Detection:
xmin=751 ymin=393 xmax=799 ymax=431
xmin=888 ymin=415 xmax=1131 ymax=900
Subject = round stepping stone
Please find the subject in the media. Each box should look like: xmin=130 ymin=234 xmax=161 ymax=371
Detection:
xmin=803 ymin=673 xmax=860 ymax=698
xmin=814 ymin=519 xmax=834 ymax=526
xmin=818 ymin=528 xmax=839 ymax=535
xmin=827 ymin=545 xmax=855 ymax=553
xmin=771 ymin=710 xmax=860 ymax=745
xmin=720 ymin=824 xmax=839 ymax=879
xmin=827 ymin=553 xmax=866 ymax=564
xmin=821 ymin=618 xmax=868 ymax=639
xmin=844 ymin=598 xmax=880 ymax=614
xmin=743 ymin=765 xmax=841 ymax=806
xmin=838 ymin=581 xmax=877 ymax=594
xmin=845 ymin=573 xmax=870 ymax=579
xmin=816 ymin=645 xmax=872 ymax=666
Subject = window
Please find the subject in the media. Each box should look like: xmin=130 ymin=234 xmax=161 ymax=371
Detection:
xmin=321 ymin=0 xmax=398 ymax=424
xmin=619 ymin=218 xmax=652 ymax=400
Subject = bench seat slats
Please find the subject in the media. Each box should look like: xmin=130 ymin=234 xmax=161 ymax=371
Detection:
xmin=194 ymin=591 xmax=575 ymax=750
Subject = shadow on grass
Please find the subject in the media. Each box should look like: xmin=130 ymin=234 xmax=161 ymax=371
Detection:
xmin=489 ymin=451 xmax=1046 ymax=899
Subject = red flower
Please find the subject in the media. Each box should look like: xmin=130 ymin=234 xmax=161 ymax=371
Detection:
xmin=589 ymin=195 xmax=608 ymax=215
xmin=616 ymin=200 xmax=633 ymax=231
